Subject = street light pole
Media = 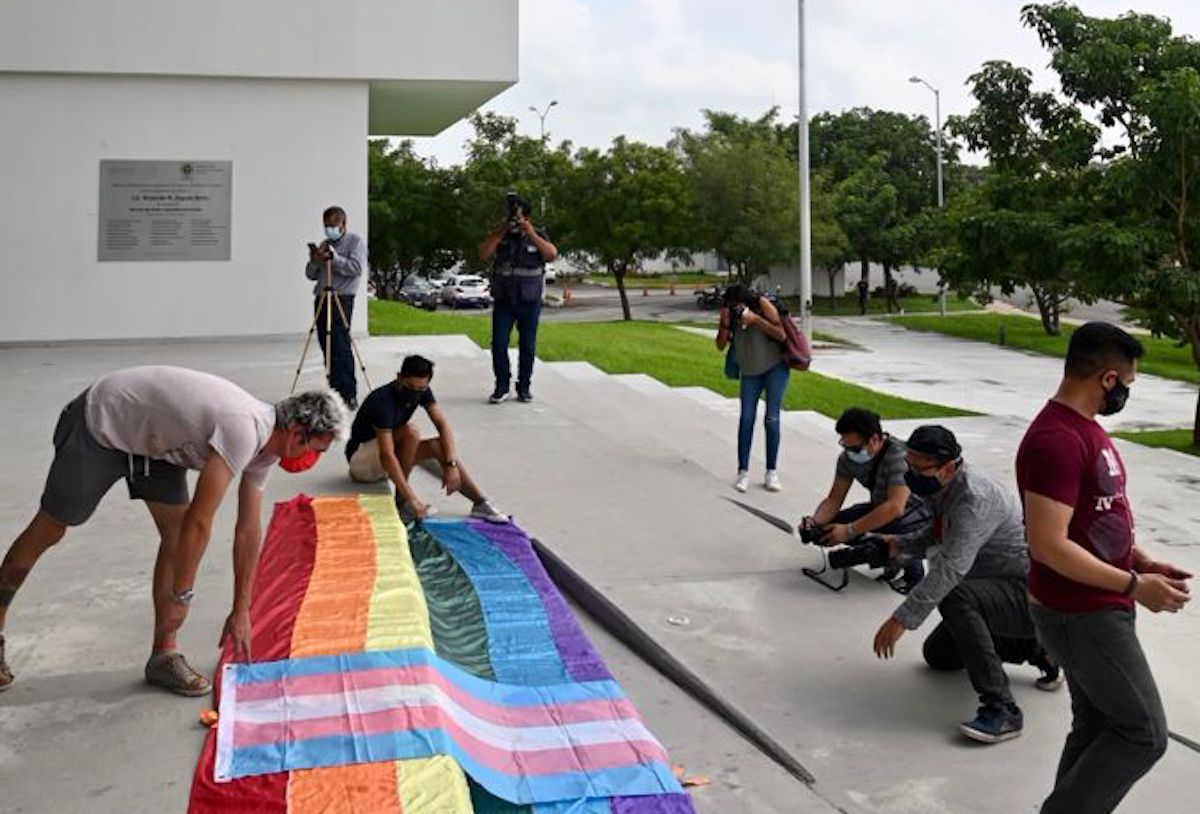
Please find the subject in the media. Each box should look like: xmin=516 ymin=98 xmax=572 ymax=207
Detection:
xmin=529 ymin=100 xmax=559 ymax=220
xmin=529 ymin=100 xmax=558 ymax=142
xmin=797 ymin=0 xmax=813 ymax=338
xmin=909 ymin=75 xmax=946 ymax=313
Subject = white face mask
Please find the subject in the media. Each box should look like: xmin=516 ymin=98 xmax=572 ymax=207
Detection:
xmin=846 ymin=448 xmax=874 ymax=465
xmin=324 ymin=225 xmax=343 ymax=241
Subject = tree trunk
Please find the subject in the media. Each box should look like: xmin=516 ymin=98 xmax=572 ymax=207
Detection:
xmin=613 ymin=261 xmax=633 ymax=322
xmin=827 ymin=269 xmax=839 ymax=310
xmin=1031 ymin=286 xmax=1062 ymax=336
xmin=1189 ymin=318 xmax=1200 ymax=448
xmin=883 ymin=264 xmax=897 ymax=314
xmin=860 ymin=259 xmax=869 ymax=287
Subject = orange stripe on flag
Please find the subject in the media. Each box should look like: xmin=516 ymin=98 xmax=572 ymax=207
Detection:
xmin=287 ymin=497 xmax=404 ymax=813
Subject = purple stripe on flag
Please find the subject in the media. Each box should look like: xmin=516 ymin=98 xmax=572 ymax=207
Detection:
xmin=469 ymin=521 xmax=697 ymax=814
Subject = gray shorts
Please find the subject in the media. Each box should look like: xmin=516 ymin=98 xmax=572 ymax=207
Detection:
xmin=39 ymin=390 xmax=189 ymax=526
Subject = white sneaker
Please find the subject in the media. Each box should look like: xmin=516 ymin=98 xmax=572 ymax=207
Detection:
xmin=470 ymin=498 xmax=510 ymax=524
xmin=733 ymin=470 xmax=749 ymax=492
xmin=764 ymin=470 xmax=782 ymax=492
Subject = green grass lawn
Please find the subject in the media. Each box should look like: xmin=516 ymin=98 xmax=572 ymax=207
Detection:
xmin=1112 ymin=428 xmax=1200 ymax=458
xmin=892 ymin=313 xmax=1200 ymax=384
xmin=369 ymin=300 xmax=971 ymax=419
xmin=807 ymin=293 xmax=982 ymax=316
xmin=586 ymin=272 xmax=724 ymax=289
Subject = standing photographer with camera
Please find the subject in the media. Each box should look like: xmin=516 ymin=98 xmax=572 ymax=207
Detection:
xmin=479 ymin=193 xmax=558 ymax=404
xmin=715 ymin=284 xmax=789 ymax=492
xmin=871 ymin=426 xmax=1055 ymax=745
xmin=304 ymin=205 xmax=367 ymax=410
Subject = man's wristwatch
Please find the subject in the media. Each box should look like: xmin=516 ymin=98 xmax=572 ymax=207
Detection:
xmin=444 ymin=459 xmax=458 ymax=468
xmin=170 ymin=587 xmax=195 ymax=606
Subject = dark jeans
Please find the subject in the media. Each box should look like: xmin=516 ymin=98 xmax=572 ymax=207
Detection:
xmin=1031 ymin=604 xmax=1168 ymax=814
xmin=834 ymin=501 xmax=929 ymax=586
xmin=492 ymin=300 xmax=541 ymax=393
xmin=737 ymin=362 xmax=790 ymax=470
xmin=924 ymin=577 xmax=1038 ymax=708
xmin=315 ymin=294 xmax=356 ymax=405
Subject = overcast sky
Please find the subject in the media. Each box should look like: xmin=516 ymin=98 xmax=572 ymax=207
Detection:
xmin=408 ymin=0 xmax=1200 ymax=166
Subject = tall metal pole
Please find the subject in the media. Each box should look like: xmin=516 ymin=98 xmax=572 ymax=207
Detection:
xmin=797 ymin=0 xmax=813 ymax=338
xmin=529 ymin=101 xmax=558 ymax=219
xmin=910 ymin=76 xmax=946 ymax=313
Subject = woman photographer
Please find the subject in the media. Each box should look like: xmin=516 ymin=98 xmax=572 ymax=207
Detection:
xmin=715 ymin=284 xmax=790 ymax=492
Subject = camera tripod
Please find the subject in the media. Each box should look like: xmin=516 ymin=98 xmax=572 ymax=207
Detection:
xmin=290 ymin=258 xmax=372 ymax=398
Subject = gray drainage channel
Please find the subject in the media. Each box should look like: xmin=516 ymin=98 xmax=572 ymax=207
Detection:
xmin=531 ymin=538 xmax=818 ymax=788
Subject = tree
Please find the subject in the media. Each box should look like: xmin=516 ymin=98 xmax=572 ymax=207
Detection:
xmin=808 ymin=108 xmax=953 ymax=311
xmin=1022 ymin=3 xmax=1200 ymax=442
xmin=674 ymin=109 xmax=799 ymax=283
xmin=560 ymin=138 xmax=693 ymax=320
xmin=938 ymin=60 xmax=1135 ymax=335
xmin=366 ymin=140 xmax=461 ymax=298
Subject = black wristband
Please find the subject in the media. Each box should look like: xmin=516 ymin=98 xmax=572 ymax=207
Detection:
xmin=1122 ymin=570 xmax=1139 ymax=597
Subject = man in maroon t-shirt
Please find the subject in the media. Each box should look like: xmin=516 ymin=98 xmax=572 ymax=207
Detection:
xmin=1017 ymin=321 xmax=1190 ymax=814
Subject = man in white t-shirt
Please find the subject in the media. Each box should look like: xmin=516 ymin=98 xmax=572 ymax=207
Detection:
xmin=0 ymin=366 xmax=347 ymax=697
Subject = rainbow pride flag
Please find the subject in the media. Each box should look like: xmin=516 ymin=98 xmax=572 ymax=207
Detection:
xmin=189 ymin=495 xmax=696 ymax=814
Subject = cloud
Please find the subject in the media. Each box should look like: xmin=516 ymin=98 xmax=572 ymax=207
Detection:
xmin=407 ymin=0 xmax=1200 ymax=166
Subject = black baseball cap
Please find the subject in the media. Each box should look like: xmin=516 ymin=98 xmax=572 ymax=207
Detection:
xmin=902 ymin=425 xmax=962 ymax=463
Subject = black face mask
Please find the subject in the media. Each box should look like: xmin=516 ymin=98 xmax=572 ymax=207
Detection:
xmin=1100 ymin=379 xmax=1130 ymax=416
xmin=905 ymin=469 xmax=943 ymax=497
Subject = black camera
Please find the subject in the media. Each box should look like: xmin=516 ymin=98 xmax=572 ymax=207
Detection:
xmin=505 ymin=191 xmax=522 ymax=235
xmin=827 ymin=535 xmax=891 ymax=571
xmin=798 ymin=520 xmax=827 ymax=544
xmin=729 ymin=304 xmax=746 ymax=324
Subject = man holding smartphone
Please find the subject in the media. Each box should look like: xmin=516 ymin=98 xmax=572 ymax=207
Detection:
xmin=305 ymin=205 xmax=367 ymax=410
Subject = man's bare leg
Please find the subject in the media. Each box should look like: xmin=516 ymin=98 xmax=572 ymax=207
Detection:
xmin=144 ymin=502 xmax=210 ymax=697
xmin=0 ymin=511 xmax=68 ymax=690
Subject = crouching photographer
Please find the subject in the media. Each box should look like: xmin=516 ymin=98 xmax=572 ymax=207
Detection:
xmin=870 ymin=426 xmax=1057 ymax=744
xmin=802 ymin=408 xmax=930 ymax=591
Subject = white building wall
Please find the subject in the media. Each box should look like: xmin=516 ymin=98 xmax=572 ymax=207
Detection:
xmin=0 ymin=74 xmax=368 ymax=342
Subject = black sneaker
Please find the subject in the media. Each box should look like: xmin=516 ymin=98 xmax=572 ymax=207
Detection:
xmin=516 ymin=389 xmax=533 ymax=403
xmin=1035 ymin=663 xmax=1065 ymax=691
xmin=960 ymin=704 xmax=1023 ymax=743
xmin=488 ymin=388 xmax=510 ymax=404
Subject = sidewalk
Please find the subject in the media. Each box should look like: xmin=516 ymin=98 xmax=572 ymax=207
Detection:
xmin=816 ymin=315 xmax=1196 ymax=431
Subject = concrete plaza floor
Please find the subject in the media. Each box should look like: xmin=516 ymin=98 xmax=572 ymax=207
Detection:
xmin=1 ymin=319 xmax=1198 ymax=813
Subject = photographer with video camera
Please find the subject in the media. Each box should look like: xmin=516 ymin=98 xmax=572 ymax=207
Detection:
xmin=479 ymin=192 xmax=558 ymax=404
xmin=802 ymin=408 xmax=930 ymax=592
xmin=871 ymin=426 xmax=1054 ymax=745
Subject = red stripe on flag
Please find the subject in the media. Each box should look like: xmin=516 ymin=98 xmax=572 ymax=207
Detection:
xmin=188 ymin=495 xmax=320 ymax=814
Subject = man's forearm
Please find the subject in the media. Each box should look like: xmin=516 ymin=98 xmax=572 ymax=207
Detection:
xmin=231 ymin=531 xmax=262 ymax=613
xmin=382 ymin=455 xmax=419 ymax=504
xmin=1034 ymin=536 xmax=1132 ymax=593
xmin=812 ymin=498 xmax=840 ymax=525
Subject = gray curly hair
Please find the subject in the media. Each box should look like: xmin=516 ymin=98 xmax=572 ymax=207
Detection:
xmin=274 ymin=390 xmax=349 ymax=441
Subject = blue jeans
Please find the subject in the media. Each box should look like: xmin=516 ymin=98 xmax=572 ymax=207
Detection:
xmin=491 ymin=300 xmax=541 ymax=393
xmin=737 ymin=362 xmax=790 ymax=471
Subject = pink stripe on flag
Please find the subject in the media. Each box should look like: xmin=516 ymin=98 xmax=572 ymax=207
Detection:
xmin=235 ymin=664 xmax=640 ymax=727
xmin=234 ymin=705 xmax=670 ymax=777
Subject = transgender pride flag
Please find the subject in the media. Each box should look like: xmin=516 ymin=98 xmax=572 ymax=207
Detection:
xmin=189 ymin=496 xmax=696 ymax=814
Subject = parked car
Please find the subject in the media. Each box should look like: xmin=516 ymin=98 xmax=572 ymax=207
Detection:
xmin=544 ymin=263 xmax=558 ymax=284
xmin=440 ymin=274 xmax=493 ymax=309
xmin=397 ymin=276 xmax=440 ymax=311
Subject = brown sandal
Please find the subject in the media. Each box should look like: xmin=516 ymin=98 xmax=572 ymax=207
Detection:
xmin=145 ymin=652 xmax=211 ymax=697
xmin=0 ymin=634 xmax=12 ymax=692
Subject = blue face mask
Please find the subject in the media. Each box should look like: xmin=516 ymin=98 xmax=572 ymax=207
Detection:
xmin=324 ymin=225 xmax=343 ymax=242
xmin=846 ymin=448 xmax=874 ymax=465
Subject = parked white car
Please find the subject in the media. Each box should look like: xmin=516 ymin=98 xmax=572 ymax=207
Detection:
xmin=440 ymin=274 xmax=493 ymax=309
